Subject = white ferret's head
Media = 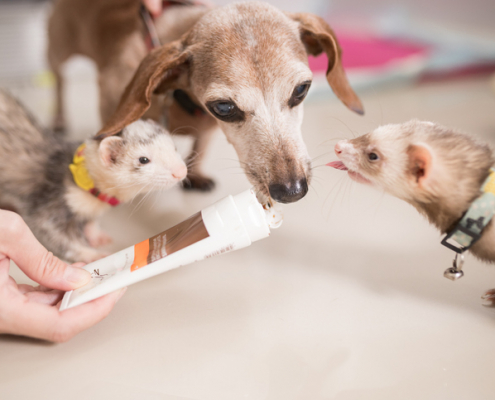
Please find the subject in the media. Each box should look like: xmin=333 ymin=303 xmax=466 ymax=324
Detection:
xmin=86 ymin=119 xmax=187 ymax=202
xmin=328 ymin=120 xmax=494 ymax=208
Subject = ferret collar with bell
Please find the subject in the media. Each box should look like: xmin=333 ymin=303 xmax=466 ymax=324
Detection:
xmin=440 ymin=168 xmax=495 ymax=280
xmin=69 ymin=143 xmax=120 ymax=207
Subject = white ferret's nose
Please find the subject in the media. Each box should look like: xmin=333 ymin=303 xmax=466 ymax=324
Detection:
xmin=335 ymin=140 xmax=355 ymax=157
xmin=172 ymin=164 xmax=187 ymax=180
xmin=335 ymin=140 xmax=350 ymax=156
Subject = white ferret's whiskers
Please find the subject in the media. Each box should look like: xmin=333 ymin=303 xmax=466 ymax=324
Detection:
xmin=322 ymin=173 xmax=347 ymax=221
xmin=327 ymin=117 xmax=359 ymax=139
xmin=340 ymin=179 xmax=352 ymax=207
xmin=309 ymin=178 xmax=321 ymax=198
xmin=341 ymin=176 xmax=354 ymax=215
xmin=311 ymin=151 xmax=334 ymax=164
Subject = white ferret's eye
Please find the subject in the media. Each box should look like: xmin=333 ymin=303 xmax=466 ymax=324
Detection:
xmin=368 ymin=152 xmax=379 ymax=161
xmin=139 ymin=157 xmax=150 ymax=164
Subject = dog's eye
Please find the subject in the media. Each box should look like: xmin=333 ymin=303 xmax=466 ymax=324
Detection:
xmin=289 ymin=81 xmax=311 ymax=108
xmin=212 ymin=102 xmax=235 ymax=116
xmin=139 ymin=157 xmax=150 ymax=164
xmin=206 ymin=100 xmax=245 ymax=123
xmin=368 ymin=152 xmax=379 ymax=161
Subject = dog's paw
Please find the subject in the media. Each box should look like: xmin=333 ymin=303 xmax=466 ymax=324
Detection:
xmin=182 ymin=175 xmax=216 ymax=191
xmin=482 ymin=289 xmax=495 ymax=307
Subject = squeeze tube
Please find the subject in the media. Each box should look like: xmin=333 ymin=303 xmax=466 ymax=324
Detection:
xmin=60 ymin=189 xmax=282 ymax=310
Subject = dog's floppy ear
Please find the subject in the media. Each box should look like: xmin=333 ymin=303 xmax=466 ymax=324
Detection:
xmin=96 ymin=41 xmax=190 ymax=139
xmin=287 ymin=12 xmax=364 ymax=115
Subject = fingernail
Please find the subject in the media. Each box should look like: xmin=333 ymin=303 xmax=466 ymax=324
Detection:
xmin=64 ymin=266 xmax=91 ymax=286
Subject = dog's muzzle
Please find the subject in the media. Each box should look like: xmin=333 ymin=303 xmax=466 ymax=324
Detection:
xmin=269 ymin=177 xmax=308 ymax=203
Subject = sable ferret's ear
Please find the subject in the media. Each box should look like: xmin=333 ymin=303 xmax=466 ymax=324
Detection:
xmin=407 ymin=144 xmax=433 ymax=187
xmin=96 ymin=39 xmax=192 ymax=140
xmin=99 ymin=136 xmax=124 ymax=167
xmin=287 ymin=12 xmax=364 ymax=115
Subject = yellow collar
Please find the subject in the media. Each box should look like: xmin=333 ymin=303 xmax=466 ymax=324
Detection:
xmin=69 ymin=143 xmax=94 ymax=191
xmin=69 ymin=143 xmax=120 ymax=206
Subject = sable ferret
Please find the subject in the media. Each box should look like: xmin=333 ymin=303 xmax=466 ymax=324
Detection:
xmin=0 ymin=90 xmax=187 ymax=263
xmin=328 ymin=119 xmax=495 ymax=264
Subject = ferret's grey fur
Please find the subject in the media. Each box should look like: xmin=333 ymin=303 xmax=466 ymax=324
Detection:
xmin=0 ymin=90 xmax=186 ymax=263
xmin=334 ymin=120 xmax=495 ymax=263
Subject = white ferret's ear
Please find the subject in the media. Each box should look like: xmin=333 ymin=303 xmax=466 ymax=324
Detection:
xmin=407 ymin=143 xmax=433 ymax=187
xmin=99 ymin=136 xmax=124 ymax=167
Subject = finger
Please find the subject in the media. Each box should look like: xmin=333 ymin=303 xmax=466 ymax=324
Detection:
xmin=0 ymin=211 xmax=90 ymax=290
xmin=25 ymin=290 xmax=64 ymax=306
xmin=1 ymin=288 xmax=126 ymax=342
xmin=52 ymin=288 xmax=127 ymax=341
xmin=17 ymin=284 xmax=37 ymax=294
xmin=142 ymin=0 xmax=162 ymax=16
xmin=0 ymin=258 xmax=20 ymax=291
xmin=0 ymin=257 xmax=11 ymax=284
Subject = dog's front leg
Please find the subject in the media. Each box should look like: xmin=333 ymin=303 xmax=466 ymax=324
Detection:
xmin=183 ymin=128 xmax=216 ymax=191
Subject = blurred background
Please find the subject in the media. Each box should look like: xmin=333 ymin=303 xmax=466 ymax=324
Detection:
xmin=1 ymin=0 xmax=495 ymax=84
xmin=1 ymin=1 xmax=495 ymax=399
xmin=1 ymin=0 xmax=495 ymax=128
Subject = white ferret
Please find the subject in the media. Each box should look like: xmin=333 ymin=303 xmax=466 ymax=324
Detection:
xmin=328 ymin=119 xmax=495 ymax=267
xmin=0 ymin=90 xmax=187 ymax=262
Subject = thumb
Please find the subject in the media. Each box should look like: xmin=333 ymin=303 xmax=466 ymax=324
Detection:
xmin=0 ymin=211 xmax=91 ymax=290
xmin=24 ymin=253 xmax=91 ymax=291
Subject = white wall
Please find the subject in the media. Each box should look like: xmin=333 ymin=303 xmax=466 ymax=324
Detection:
xmin=214 ymin=0 xmax=495 ymax=30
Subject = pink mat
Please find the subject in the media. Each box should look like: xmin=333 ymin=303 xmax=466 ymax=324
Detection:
xmin=309 ymin=35 xmax=428 ymax=73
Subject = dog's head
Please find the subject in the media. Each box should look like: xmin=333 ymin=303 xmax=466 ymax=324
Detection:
xmin=97 ymin=2 xmax=363 ymax=203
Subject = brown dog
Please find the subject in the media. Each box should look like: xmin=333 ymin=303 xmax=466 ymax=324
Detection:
xmin=49 ymin=0 xmax=363 ymax=202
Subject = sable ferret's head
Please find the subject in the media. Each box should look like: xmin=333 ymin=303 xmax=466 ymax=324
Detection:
xmin=328 ymin=120 xmax=494 ymax=208
xmin=87 ymin=119 xmax=187 ymax=201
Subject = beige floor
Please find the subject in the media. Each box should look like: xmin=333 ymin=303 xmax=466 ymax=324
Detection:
xmin=1 ymin=73 xmax=495 ymax=399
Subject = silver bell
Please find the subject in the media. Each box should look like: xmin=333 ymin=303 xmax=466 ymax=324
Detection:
xmin=444 ymin=253 xmax=464 ymax=281
xmin=444 ymin=267 xmax=464 ymax=281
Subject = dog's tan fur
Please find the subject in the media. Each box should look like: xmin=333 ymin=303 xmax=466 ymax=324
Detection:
xmin=49 ymin=0 xmax=363 ymax=201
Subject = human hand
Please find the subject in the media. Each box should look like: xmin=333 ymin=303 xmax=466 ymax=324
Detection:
xmin=0 ymin=211 xmax=126 ymax=342
xmin=142 ymin=0 xmax=163 ymax=17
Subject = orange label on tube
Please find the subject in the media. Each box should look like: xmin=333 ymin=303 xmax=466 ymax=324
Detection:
xmin=131 ymin=239 xmax=150 ymax=272
xmin=130 ymin=212 xmax=209 ymax=272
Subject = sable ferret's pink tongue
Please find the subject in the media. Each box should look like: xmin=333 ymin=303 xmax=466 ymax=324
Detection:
xmin=326 ymin=161 xmax=348 ymax=171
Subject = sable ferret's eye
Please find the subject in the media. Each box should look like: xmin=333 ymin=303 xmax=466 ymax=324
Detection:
xmin=139 ymin=157 xmax=150 ymax=164
xmin=368 ymin=152 xmax=379 ymax=161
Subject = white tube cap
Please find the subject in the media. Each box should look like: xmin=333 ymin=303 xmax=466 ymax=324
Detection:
xmin=232 ymin=189 xmax=271 ymax=243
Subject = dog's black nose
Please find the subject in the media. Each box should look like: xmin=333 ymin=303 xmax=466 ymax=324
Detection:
xmin=269 ymin=178 xmax=308 ymax=203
